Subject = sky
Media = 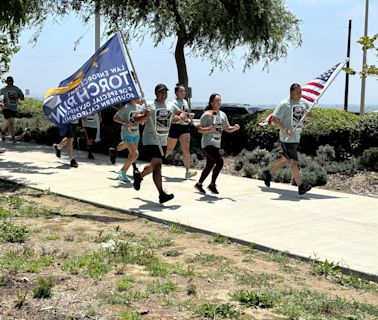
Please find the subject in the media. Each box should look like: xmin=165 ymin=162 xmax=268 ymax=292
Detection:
xmin=5 ymin=0 xmax=378 ymax=111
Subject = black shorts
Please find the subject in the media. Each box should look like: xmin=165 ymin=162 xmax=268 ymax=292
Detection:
xmin=168 ymin=124 xmax=191 ymax=139
xmin=280 ymin=142 xmax=299 ymax=161
xmin=83 ymin=127 xmax=97 ymax=140
xmin=64 ymin=124 xmax=78 ymax=138
xmin=2 ymin=109 xmax=17 ymax=119
xmin=144 ymin=145 xmax=167 ymax=161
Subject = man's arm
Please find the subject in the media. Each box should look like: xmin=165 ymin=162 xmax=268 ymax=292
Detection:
xmin=18 ymin=88 xmax=25 ymax=100
xmin=271 ymin=116 xmax=293 ymax=136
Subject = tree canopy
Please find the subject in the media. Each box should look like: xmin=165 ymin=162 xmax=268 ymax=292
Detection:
xmin=0 ymin=0 xmax=46 ymax=75
xmin=1 ymin=0 xmax=302 ymax=90
xmin=346 ymin=34 xmax=378 ymax=79
xmin=60 ymin=0 xmax=302 ymax=90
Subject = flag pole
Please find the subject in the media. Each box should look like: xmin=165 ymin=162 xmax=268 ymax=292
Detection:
xmin=117 ymin=31 xmax=164 ymax=156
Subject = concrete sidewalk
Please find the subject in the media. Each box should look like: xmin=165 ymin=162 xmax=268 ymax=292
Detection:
xmin=0 ymin=142 xmax=377 ymax=279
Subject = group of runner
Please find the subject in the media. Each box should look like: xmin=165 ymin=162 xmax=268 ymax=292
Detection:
xmin=1 ymin=77 xmax=312 ymax=204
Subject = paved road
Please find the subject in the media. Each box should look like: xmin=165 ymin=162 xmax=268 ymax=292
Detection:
xmin=0 ymin=142 xmax=377 ymax=279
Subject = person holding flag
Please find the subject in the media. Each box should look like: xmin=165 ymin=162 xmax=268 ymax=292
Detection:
xmin=132 ymin=84 xmax=181 ymax=204
xmin=262 ymin=83 xmax=312 ymax=195
xmin=43 ymin=33 xmax=141 ymax=168
xmin=261 ymin=61 xmax=347 ymax=195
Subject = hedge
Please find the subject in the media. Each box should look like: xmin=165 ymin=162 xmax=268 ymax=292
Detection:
xmin=224 ymin=108 xmax=378 ymax=160
xmin=2 ymin=99 xmax=377 ymax=161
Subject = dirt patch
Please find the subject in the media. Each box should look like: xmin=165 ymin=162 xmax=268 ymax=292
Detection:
xmin=1 ymin=183 xmax=378 ymax=319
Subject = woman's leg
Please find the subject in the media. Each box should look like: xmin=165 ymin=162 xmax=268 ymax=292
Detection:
xmin=179 ymin=133 xmax=191 ymax=171
xmin=198 ymin=146 xmax=216 ymax=184
xmin=165 ymin=137 xmax=178 ymax=158
xmin=210 ymin=149 xmax=223 ymax=186
xmin=123 ymin=142 xmax=139 ymax=173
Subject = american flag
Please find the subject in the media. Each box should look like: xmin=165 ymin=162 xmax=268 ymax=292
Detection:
xmin=301 ymin=63 xmax=342 ymax=102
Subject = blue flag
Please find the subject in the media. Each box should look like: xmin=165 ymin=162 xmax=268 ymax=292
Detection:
xmin=43 ymin=33 xmax=139 ymax=135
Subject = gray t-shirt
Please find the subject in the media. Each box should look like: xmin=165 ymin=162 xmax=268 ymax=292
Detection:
xmin=272 ymin=98 xmax=311 ymax=143
xmin=81 ymin=113 xmax=99 ymax=129
xmin=200 ymin=110 xmax=230 ymax=149
xmin=142 ymin=100 xmax=180 ymax=146
xmin=0 ymin=85 xmax=24 ymax=111
xmin=173 ymin=98 xmax=191 ymax=125
xmin=116 ymin=103 xmax=143 ymax=138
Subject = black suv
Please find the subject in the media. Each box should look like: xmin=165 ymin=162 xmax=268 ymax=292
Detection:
xmin=190 ymin=103 xmax=262 ymax=119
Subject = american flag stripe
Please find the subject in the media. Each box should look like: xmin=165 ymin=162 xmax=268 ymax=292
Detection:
xmin=301 ymin=63 xmax=341 ymax=103
xmin=302 ymin=95 xmax=316 ymax=102
xmin=306 ymin=82 xmax=324 ymax=89
xmin=302 ymin=88 xmax=321 ymax=96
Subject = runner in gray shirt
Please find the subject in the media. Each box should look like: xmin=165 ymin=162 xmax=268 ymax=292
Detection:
xmin=194 ymin=93 xmax=240 ymax=195
xmin=133 ymin=84 xmax=181 ymax=204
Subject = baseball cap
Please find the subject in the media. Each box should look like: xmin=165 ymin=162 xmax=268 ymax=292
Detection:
xmin=6 ymin=76 xmax=13 ymax=82
xmin=155 ymin=83 xmax=168 ymax=93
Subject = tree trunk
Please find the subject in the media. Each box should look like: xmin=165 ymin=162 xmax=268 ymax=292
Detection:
xmin=174 ymin=34 xmax=188 ymax=91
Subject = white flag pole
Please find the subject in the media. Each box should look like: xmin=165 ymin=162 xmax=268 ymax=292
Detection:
xmin=117 ymin=31 xmax=164 ymax=156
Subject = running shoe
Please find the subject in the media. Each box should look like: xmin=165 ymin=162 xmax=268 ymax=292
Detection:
xmin=185 ymin=170 xmax=198 ymax=179
xmin=262 ymin=170 xmax=271 ymax=187
xmin=53 ymin=144 xmax=61 ymax=158
xmin=109 ymin=147 xmax=116 ymax=164
xmin=159 ymin=192 xmax=174 ymax=204
xmin=194 ymin=183 xmax=206 ymax=194
xmin=298 ymin=183 xmax=312 ymax=195
xmin=70 ymin=159 xmax=79 ymax=168
xmin=133 ymin=170 xmax=142 ymax=190
xmin=118 ymin=169 xmax=131 ymax=182
xmin=207 ymin=184 xmax=219 ymax=194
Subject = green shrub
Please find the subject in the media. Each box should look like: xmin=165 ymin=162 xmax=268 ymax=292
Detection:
xmin=354 ymin=113 xmax=378 ymax=153
xmin=223 ymin=108 xmax=377 ymax=160
xmin=33 ymin=277 xmax=54 ymax=299
xmin=360 ymin=147 xmax=378 ymax=171
xmin=195 ymin=302 xmax=242 ymax=319
xmin=272 ymin=167 xmax=292 ymax=183
xmin=0 ymin=221 xmax=29 ymax=243
xmin=324 ymin=158 xmax=361 ymax=174
xmin=17 ymin=98 xmax=44 ymax=118
xmin=316 ymin=144 xmax=336 ymax=165
xmin=232 ymin=290 xmax=275 ymax=308
xmin=243 ymin=163 xmax=260 ymax=179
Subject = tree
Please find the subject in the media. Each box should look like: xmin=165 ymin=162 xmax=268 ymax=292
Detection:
xmin=0 ymin=0 xmax=45 ymax=76
xmin=61 ymin=0 xmax=301 ymax=91
xmin=345 ymin=34 xmax=378 ymax=78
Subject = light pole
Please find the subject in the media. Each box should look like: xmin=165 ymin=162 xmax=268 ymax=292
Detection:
xmin=360 ymin=0 xmax=369 ymax=115
xmin=95 ymin=9 xmax=100 ymax=50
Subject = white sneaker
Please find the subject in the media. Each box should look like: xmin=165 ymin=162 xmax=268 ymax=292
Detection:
xmin=0 ymin=147 xmax=5 ymax=153
xmin=185 ymin=170 xmax=197 ymax=179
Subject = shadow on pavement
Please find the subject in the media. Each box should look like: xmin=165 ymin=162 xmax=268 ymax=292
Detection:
xmin=259 ymin=186 xmax=343 ymax=201
xmin=0 ymin=159 xmax=58 ymax=175
xmin=106 ymin=177 xmax=134 ymax=189
xmin=195 ymin=193 xmax=237 ymax=203
xmin=129 ymin=197 xmax=181 ymax=213
xmin=2 ymin=142 xmax=121 ymax=168
xmin=163 ymin=176 xmax=187 ymax=183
